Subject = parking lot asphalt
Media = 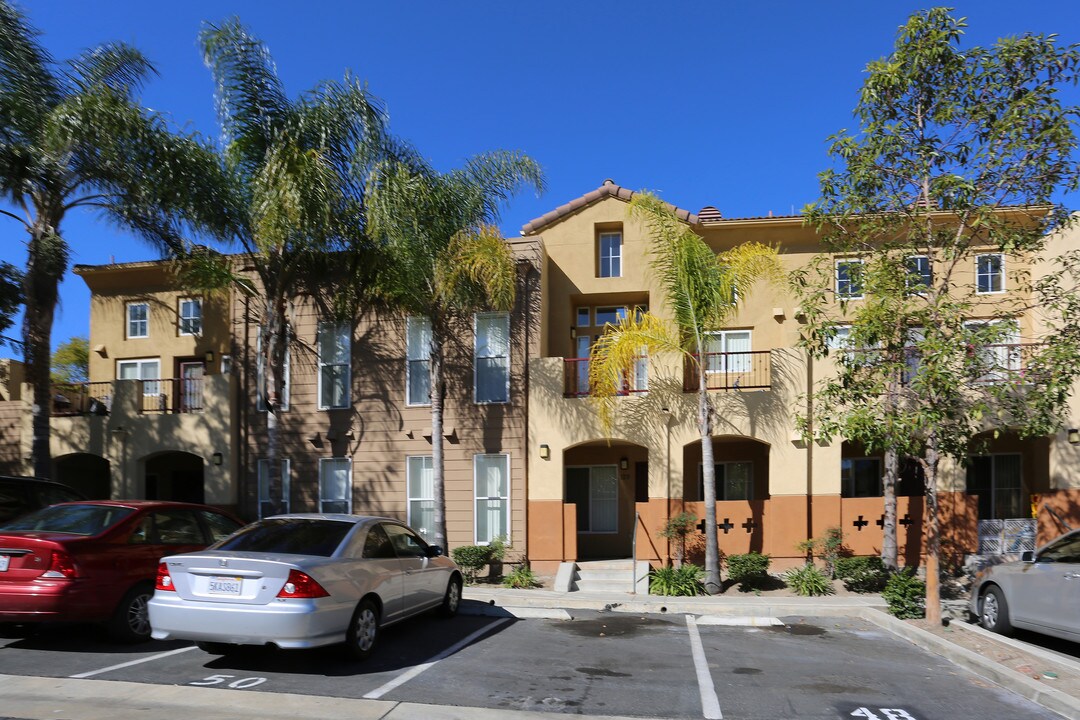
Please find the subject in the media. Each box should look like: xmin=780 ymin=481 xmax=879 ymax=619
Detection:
xmin=0 ymin=587 xmax=1075 ymax=720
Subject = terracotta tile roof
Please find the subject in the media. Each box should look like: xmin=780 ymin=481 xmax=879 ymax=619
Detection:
xmin=520 ymin=179 xmax=699 ymax=235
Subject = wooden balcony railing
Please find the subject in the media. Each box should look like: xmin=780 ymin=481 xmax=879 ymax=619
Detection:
xmin=138 ymin=377 xmax=205 ymax=414
xmin=563 ymin=356 xmax=648 ymax=398
xmin=52 ymin=382 xmax=115 ymax=416
xmin=684 ymin=350 xmax=772 ymax=392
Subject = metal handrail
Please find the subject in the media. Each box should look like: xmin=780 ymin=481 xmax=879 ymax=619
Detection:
xmin=631 ymin=510 xmax=639 ymax=595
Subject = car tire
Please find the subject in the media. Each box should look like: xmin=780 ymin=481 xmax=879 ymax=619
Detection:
xmin=439 ymin=575 xmax=463 ymax=618
xmin=980 ymin=585 xmax=1013 ymax=635
xmin=345 ymin=598 xmax=380 ymax=661
xmin=108 ymin=583 xmax=153 ymax=643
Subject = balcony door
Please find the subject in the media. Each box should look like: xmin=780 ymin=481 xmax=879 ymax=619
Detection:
xmin=179 ymin=361 xmax=205 ymax=413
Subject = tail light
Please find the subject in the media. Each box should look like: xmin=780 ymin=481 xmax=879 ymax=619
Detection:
xmin=276 ymin=569 xmax=328 ymax=598
xmin=42 ymin=551 xmax=77 ymax=579
xmin=155 ymin=562 xmax=175 ymax=591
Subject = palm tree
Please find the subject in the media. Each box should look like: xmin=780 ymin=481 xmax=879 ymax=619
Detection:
xmin=0 ymin=1 xmax=226 ymax=478
xmin=178 ymin=18 xmax=391 ymax=516
xmin=365 ymin=152 xmax=544 ymax=549
xmin=589 ymin=192 xmax=782 ymax=594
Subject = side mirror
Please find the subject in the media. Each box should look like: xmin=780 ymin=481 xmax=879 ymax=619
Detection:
xmin=426 ymin=545 xmax=445 ymax=558
xmin=1021 ymin=551 xmax=1034 ymax=563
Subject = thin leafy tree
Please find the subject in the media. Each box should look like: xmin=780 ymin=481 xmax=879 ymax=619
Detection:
xmin=588 ymin=192 xmax=783 ymax=594
xmin=794 ymin=8 xmax=1080 ymax=623
xmin=175 ymin=18 xmax=391 ymax=517
xmin=365 ymin=152 xmax=544 ymax=549
xmin=0 ymin=1 xmax=226 ymax=478
xmin=0 ymin=261 xmax=19 ymax=349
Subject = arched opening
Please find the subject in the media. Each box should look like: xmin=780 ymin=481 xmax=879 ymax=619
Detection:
xmin=840 ymin=440 xmax=926 ymax=499
xmin=563 ymin=440 xmax=648 ymax=560
xmin=141 ymin=451 xmax=205 ymax=504
xmin=683 ymin=436 xmax=770 ymax=502
xmin=54 ymin=453 xmax=110 ymax=499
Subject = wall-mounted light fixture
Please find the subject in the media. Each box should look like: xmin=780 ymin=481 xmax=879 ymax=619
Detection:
xmin=1069 ymin=428 xmax=1079 ymax=445
xmin=212 ymin=452 xmax=223 ymax=466
xmin=570 ymin=327 xmax=577 ymax=339
xmin=620 ymin=456 xmax=628 ymax=470
xmin=205 ymin=350 xmax=215 ymax=364
xmin=539 ymin=444 xmax=550 ymax=460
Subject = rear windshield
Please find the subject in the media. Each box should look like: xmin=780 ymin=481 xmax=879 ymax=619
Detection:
xmin=214 ymin=518 xmax=352 ymax=557
xmin=0 ymin=504 xmax=135 ymax=535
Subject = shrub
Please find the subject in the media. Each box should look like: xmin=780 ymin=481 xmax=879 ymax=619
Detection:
xmin=451 ymin=545 xmax=494 ymax=584
xmin=784 ymin=564 xmax=834 ymax=596
xmin=488 ymin=535 xmax=508 ymax=562
xmin=502 ymin=565 xmax=540 ymax=589
xmin=658 ymin=512 xmax=698 ymax=567
xmin=835 ymin=555 xmax=888 ymax=593
xmin=649 ymin=564 xmax=705 ymax=596
xmin=883 ymin=568 xmax=925 ymax=619
xmin=725 ymin=552 xmax=771 ymax=589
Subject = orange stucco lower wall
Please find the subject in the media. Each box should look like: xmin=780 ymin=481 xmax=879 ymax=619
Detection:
xmin=1035 ymin=489 xmax=1080 ymax=545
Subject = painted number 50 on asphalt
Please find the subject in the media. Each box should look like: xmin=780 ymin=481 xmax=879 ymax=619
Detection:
xmin=851 ymin=709 xmax=918 ymax=720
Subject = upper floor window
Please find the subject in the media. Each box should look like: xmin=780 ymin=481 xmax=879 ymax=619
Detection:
xmin=117 ymin=358 xmax=160 ymax=396
xmin=127 ymin=302 xmax=149 ymax=339
xmin=406 ymin=316 xmax=432 ymax=406
xmin=178 ymin=298 xmax=202 ymax=336
xmin=475 ymin=312 xmax=510 ymax=404
xmin=835 ymin=259 xmax=864 ymax=299
xmin=598 ymin=231 xmax=622 ymax=278
xmin=704 ymin=330 xmax=752 ymax=373
xmin=976 ymin=253 xmax=1005 ymax=294
xmin=318 ymin=322 xmax=350 ymax=410
xmin=906 ymin=256 xmax=932 ymax=293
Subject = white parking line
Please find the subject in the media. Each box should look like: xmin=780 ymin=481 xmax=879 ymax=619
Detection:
xmin=363 ymin=618 xmax=512 ymax=700
xmin=69 ymin=645 xmax=198 ymax=678
xmin=686 ymin=615 xmax=723 ymax=720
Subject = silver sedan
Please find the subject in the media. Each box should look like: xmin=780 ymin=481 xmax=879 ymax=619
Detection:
xmin=148 ymin=514 xmax=462 ymax=659
xmin=969 ymin=527 xmax=1080 ymax=643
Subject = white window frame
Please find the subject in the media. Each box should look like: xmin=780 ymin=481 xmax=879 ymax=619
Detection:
xmin=474 ymin=312 xmax=510 ymax=404
xmin=178 ymin=297 xmax=202 ymax=336
xmin=704 ymin=330 xmax=752 ymax=373
xmin=964 ymin=318 xmax=1021 ymax=381
xmin=256 ymin=458 xmax=291 ymax=519
xmin=906 ymin=255 xmax=932 ymax=293
xmin=406 ymin=316 xmax=432 ymax=407
xmin=127 ymin=302 xmax=149 ymax=339
xmin=697 ymin=460 xmax=754 ymax=501
xmin=407 ymin=455 xmax=434 ymax=541
xmin=318 ymin=457 xmax=352 ymax=514
xmin=841 ymin=456 xmax=883 ymax=498
xmin=116 ymin=358 xmax=160 ymax=397
xmin=575 ymin=307 xmax=591 ymax=327
xmin=835 ymin=259 xmax=865 ymax=299
xmin=976 ymin=253 xmax=1005 ymax=294
xmin=317 ymin=322 xmax=351 ymax=410
xmin=256 ymin=329 xmax=290 ymax=412
xmin=474 ymin=453 xmax=511 ymax=545
xmin=598 ymin=231 xmax=622 ymax=278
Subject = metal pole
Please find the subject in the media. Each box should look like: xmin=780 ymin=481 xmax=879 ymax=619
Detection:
xmin=632 ymin=510 xmax=639 ymax=594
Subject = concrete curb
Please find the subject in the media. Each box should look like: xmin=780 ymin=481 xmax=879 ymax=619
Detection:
xmin=951 ymin=619 xmax=1080 ymax=676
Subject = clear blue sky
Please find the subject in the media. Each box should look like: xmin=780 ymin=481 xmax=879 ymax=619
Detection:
xmin=3 ymin=1 xmax=1080 ymax=354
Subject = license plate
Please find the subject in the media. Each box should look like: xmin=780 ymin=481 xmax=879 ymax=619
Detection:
xmin=0 ymin=555 xmax=8 ymax=572
xmin=207 ymin=576 xmax=242 ymax=595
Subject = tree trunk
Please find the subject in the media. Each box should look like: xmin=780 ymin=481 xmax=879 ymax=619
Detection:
xmin=430 ymin=320 xmax=447 ymax=550
xmin=24 ymin=225 xmax=67 ymax=479
xmin=882 ymin=448 xmax=899 ymax=572
xmin=923 ymin=433 xmax=941 ymax=625
xmin=263 ymin=300 xmax=286 ymax=517
xmin=698 ymin=362 xmax=721 ymax=594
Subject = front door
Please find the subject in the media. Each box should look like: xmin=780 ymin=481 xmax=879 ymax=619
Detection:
xmin=179 ymin=362 xmax=204 ymax=413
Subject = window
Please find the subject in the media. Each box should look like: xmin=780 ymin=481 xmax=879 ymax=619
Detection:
xmin=407 ymin=456 xmax=434 ymax=542
xmin=475 ymin=454 xmax=510 ymax=545
xmin=964 ymin=319 xmax=1021 ymax=382
xmin=598 ymin=231 xmax=622 ymax=278
xmin=842 ymin=457 xmax=882 ymax=497
xmin=475 ymin=312 xmax=510 ymax=404
xmin=198 ymin=510 xmax=241 ymax=543
xmin=576 ymin=307 xmax=591 ymax=327
xmin=383 ymin=523 xmax=428 ymax=558
xmin=907 ymin=256 xmax=932 ymax=293
xmin=697 ymin=461 xmax=754 ymax=501
xmin=178 ymin=298 xmax=202 ymax=336
xmin=117 ymin=358 xmax=160 ymax=397
xmin=826 ymin=325 xmax=853 ymax=352
xmin=406 ymin=316 xmax=432 ymax=406
xmin=835 ymin=259 xmax=864 ymax=299
xmin=127 ymin=302 xmax=149 ymax=339
xmin=362 ymin=524 xmax=396 ymax=559
xmin=704 ymin=330 xmax=751 ymax=373
xmin=976 ymin=253 xmax=1005 ymax=294
xmin=565 ymin=466 xmax=618 ymax=533
xmin=318 ymin=458 xmax=352 ymax=514
xmin=257 ymin=458 xmax=291 ymax=519
xmin=318 ymin=322 xmax=350 ymax=409
xmin=594 ymin=306 xmax=627 ymax=327
xmin=256 ymin=329 xmax=289 ymax=411
xmin=967 ymin=453 xmax=1022 ymax=519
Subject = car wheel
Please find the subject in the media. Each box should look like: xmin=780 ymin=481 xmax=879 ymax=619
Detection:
xmin=196 ymin=641 xmax=239 ymax=656
xmin=109 ymin=583 xmax=153 ymax=643
xmin=439 ymin=575 xmax=463 ymax=618
xmin=980 ymin=586 xmax=1013 ymax=635
xmin=345 ymin=598 xmax=380 ymax=661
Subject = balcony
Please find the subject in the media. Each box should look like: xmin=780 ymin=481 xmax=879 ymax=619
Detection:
xmin=683 ymin=351 xmax=772 ymax=392
xmin=563 ymin=356 xmax=648 ymax=398
xmin=52 ymin=377 xmax=206 ymax=416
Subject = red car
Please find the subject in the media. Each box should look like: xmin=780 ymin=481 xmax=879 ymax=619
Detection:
xmin=0 ymin=500 xmax=242 ymax=641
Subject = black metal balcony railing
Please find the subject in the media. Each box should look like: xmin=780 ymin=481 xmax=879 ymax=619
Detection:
xmin=563 ymin=356 xmax=648 ymax=398
xmin=684 ymin=350 xmax=772 ymax=392
xmin=139 ymin=377 xmax=205 ymax=414
xmin=52 ymin=382 xmax=115 ymax=416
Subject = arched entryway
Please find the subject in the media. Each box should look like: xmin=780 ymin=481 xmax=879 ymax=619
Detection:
xmin=141 ymin=451 xmax=205 ymax=504
xmin=54 ymin=453 xmax=110 ymax=499
xmin=682 ymin=436 xmax=770 ymax=502
xmin=564 ymin=440 xmax=648 ymax=559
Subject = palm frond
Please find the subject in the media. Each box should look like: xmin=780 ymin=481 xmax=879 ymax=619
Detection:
xmin=0 ymin=0 xmax=60 ymax=140
xmin=588 ymin=312 xmax=680 ymax=428
xmin=67 ymin=42 xmax=155 ymax=97
xmin=434 ymin=224 xmax=516 ymax=311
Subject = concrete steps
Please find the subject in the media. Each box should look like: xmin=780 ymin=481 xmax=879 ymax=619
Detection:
xmin=554 ymin=558 xmax=650 ymax=594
